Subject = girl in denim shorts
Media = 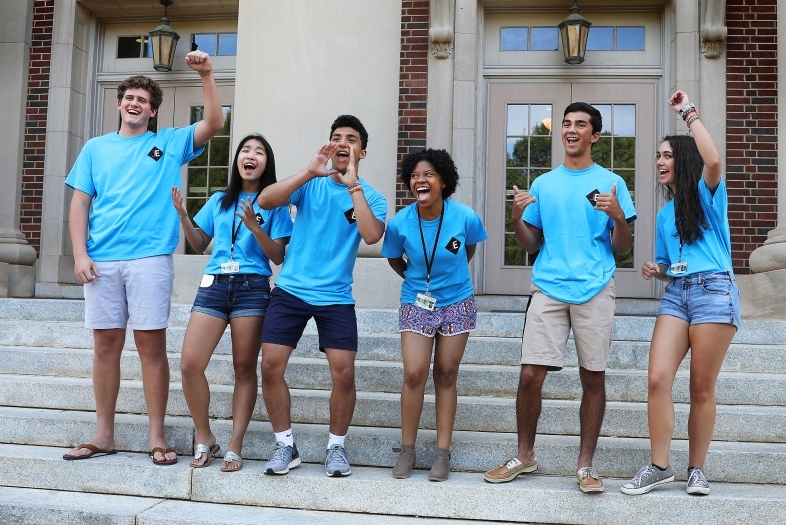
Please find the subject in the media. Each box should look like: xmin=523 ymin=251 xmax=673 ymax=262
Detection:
xmin=382 ymin=149 xmax=488 ymax=481
xmin=172 ymin=134 xmax=292 ymax=472
xmin=621 ymin=92 xmax=740 ymax=497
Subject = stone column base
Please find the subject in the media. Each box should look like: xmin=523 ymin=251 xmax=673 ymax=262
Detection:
xmin=0 ymin=262 xmax=36 ymax=297
xmin=736 ymin=268 xmax=786 ymax=320
xmin=749 ymin=227 xmax=786 ymax=274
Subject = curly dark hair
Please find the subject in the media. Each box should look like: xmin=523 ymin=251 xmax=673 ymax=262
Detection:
xmin=400 ymin=149 xmax=459 ymax=200
xmin=330 ymin=115 xmax=368 ymax=149
xmin=219 ymin=134 xmax=277 ymax=212
xmin=660 ymin=135 xmax=708 ymax=245
xmin=117 ymin=75 xmax=164 ymax=110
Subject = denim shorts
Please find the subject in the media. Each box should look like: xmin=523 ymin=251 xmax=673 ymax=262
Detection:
xmin=658 ymin=271 xmax=740 ymax=329
xmin=192 ymin=274 xmax=271 ymax=321
xmin=399 ymin=295 xmax=477 ymax=337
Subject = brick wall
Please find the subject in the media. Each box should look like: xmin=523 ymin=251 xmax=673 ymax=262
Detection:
xmin=396 ymin=0 xmax=429 ymax=210
xmin=725 ymin=0 xmax=778 ymax=273
xmin=21 ymin=0 xmax=54 ymax=256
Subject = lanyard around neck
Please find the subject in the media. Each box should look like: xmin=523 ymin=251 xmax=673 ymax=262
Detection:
xmin=229 ymin=191 xmax=262 ymax=260
xmin=417 ymin=203 xmax=445 ymax=292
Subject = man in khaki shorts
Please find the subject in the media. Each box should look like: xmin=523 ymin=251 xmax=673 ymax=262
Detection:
xmin=62 ymin=52 xmax=225 ymax=464
xmin=483 ymin=102 xmax=636 ymax=492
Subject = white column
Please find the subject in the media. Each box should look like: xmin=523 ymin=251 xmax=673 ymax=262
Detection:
xmin=426 ymin=0 xmax=455 ymax=152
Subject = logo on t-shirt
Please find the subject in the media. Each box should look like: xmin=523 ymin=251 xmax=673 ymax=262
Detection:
xmin=445 ymin=237 xmax=461 ymax=254
xmin=255 ymin=213 xmax=264 ymax=225
xmin=586 ymin=189 xmax=600 ymax=205
xmin=344 ymin=208 xmax=356 ymax=224
xmin=147 ymin=147 xmax=164 ymax=161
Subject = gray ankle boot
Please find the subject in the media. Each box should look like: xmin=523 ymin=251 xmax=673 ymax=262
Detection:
xmin=428 ymin=448 xmax=451 ymax=482
xmin=392 ymin=444 xmax=416 ymax=479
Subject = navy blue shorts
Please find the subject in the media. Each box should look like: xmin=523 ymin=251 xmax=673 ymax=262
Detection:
xmin=261 ymin=287 xmax=358 ymax=351
xmin=191 ymin=274 xmax=270 ymax=321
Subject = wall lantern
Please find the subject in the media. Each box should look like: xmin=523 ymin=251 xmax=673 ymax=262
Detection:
xmin=149 ymin=0 xmax=180 ymax=72
xmin=558 ymin=1 xmax=592 ymax=64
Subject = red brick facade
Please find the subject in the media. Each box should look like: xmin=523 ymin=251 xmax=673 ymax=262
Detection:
xmin=21 ymin=0 xmax=54 ymax=256
xmin=725 ymin=0 xmax=778 ymax=273
xmin=396 ymin=0 xmax=429 ymax=210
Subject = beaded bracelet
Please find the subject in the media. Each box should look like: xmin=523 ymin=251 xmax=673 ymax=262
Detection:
xmin=348 ymin=183 xmax=363 ymax=194
xmin=198 ymin=69 xmax=213 ymax=77
xmin=686 ymin=115 xmax=700 ymax=126
xmin=678 ymin=103 xmax=696 ymax=120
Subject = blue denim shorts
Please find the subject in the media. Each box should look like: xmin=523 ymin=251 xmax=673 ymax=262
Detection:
xmin=658 ymin=271 xmax=740 ymax=329
xmin=192 ymin=274 xmax=271 ymax=321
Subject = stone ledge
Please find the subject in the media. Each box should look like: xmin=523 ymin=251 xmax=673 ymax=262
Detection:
xmin=737 ymin=268 xmax=786 ymax=319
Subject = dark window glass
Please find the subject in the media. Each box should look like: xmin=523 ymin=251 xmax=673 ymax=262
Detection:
xmin=586 ymin=27 xmax=613 ymax=50
xmin=117 ymin=36 xmax=142 ymax=58
xmin=617 ymin=27 xmax=645 ymax=51
xmin=218 ymin=33 xmax=238 ymax=55
xmin=500 ymin=28 xmax=528 ymax=51
xmin=192 ymin=33 xmax=216 ymax=55
xmin=530 ymin=27 xmax=558 ymax=51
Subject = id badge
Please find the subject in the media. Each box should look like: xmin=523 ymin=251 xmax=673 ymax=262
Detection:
xmin=199 ymin=274 xmax=214 ymax=288
xmin=220 ymin=261 xmax=240 ymax=274
xmin=670 ymin=261 xmax=688 ymax=275
xmin=415 ymin=292 xmax=436 ymax=311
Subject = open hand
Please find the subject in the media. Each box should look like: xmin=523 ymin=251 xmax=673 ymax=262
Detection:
xmin=594 ymin=183 xmax=624 ymax=221
xmin=307 ymin=143 xmax=339 ymax=178
xmin=642 ymin=261 xmax=661 ymax=280
xmin=236 ymin=197 xmax=262 ymax=232
xmin=335 ymin=146 xmax=360 ymax=187
xmin=511 ymin=185 xmax=536 ymax=221
xmin=171 ymin=187 xmax=188 ymax=218
xmin=668 ymin=90 xmax=691 ymax=113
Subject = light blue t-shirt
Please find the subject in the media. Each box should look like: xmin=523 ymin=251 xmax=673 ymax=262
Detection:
xmin=194 ymin=191 xmax=293 ymax=276
xmin=522 ymin=163 xmax=637 ymax=304
xmin=65 ymin=124 xmax=204 ymax=261
xmin=274 ymin=176 xmax=388 ymax=305
xmin=655 ymin=178 xmax=732 ymax=277
xmin=382 ymin=200 xmax=487 ymax=306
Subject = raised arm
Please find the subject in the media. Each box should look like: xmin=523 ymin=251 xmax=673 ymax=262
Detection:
xmin=339 ymin=147 xmax=385 ymax=244
xmin=594 ymin=183 xmax=632 ymax=255
xmin=257 ymin=143 xmax=339 ymax=210
xmin=186 ymin=51 xmax=225 ymax=149
xmin=172 ymin=187 xmax=211 ymax=253
xmin=511 ymin=185 xmax=542 ymax=253
xmin=237 ymin=197 xmax=286 ymax=265
xmin=669 ymin=91 xmax=722 ymax=190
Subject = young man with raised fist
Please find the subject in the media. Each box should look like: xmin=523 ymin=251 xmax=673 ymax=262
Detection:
xmin=484 ymin=102 xmax=636 ymax=493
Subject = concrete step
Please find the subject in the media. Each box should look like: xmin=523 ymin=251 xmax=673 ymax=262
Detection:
xmin=0 ymin=444 xmax=782 ymax=525
xmin=1 ymin=375 xmax=784 ymax=442
xmin=0 ymin=487 xmax=510 ymax=525
xmin=4 ymin=346 xmax=786 ymax=406
xmin=2 ymin=406 xmax=785 ymax=483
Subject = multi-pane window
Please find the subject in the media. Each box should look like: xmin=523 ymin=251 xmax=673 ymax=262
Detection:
xmin=185 ymin=105 xmax=232 ymax=254
xmin=117 ymin=36 xmax=153 ymax=58
xmin=504 ymin=104 xmax=552 ymax=266
xmin=500 ymin=27 xmax=559 ymax=51
xmin=191 ymin=33 xmax=238 ymax=56
xmin=586 ymin=27 xmax=645 ymax=51
xmin=591 ymin=104 xmax=636 ymax=268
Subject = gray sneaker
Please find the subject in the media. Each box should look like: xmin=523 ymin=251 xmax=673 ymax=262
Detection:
xmin=264 ymin=441 xmax=301 ymax=475
xmin=325 ymin=444 xmax=352 ymax=477
xmin=621 ymin=464 xmax=675 ymax=495
xmin=687 ymin=467 xmax=711 ymax=495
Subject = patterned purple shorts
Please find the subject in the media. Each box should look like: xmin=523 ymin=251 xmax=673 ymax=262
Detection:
xmin=398 ymin=295 xmax=477 ymax=337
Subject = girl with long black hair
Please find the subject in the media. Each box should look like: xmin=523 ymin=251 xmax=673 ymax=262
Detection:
xmin=622 ymin=91 xmax=740 ymax=496
xmin=172 ymin=134 xmax=292 ymax=472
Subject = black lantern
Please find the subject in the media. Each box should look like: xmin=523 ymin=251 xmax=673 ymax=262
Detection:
xmin=149 ymin=0 xmax=180 ymax=72
xmin=558 ymin=1 xmax=592 ymax=64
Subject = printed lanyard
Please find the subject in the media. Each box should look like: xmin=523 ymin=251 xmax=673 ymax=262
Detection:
xmin=417 ymin=204 xmax=445 ymax=294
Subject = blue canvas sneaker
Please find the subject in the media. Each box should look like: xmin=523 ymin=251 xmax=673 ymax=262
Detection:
xmin=264 ymin=441 xmax=301 ymax=475
xmin=325 ymin=444 xmax=352 ymax=477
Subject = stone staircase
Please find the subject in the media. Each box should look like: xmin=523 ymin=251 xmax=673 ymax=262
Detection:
xmin=0 ymin=297 xmax=785 ymax=524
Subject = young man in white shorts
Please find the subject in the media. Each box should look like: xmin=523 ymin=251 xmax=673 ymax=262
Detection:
xmin=483 ymin=102 xmax=637 ymax=492
xmin=62 ymin=52 xmax=225 ymax=464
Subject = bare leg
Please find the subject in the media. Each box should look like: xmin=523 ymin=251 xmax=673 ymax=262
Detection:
xmin=63 ymin=328 xmax=125 ymax=457
xmin=260 ymin=343 xmax=294 ymax=432
xmin=135 ymin=328 xmax=176 ymax=463
xmin=432 ymin=332 xmax=469 ymax=450
xmin=515 ymin=364 xmax=548 ymax=461
xmin=223 ymin=315 xmax=264 ymax=470
xmin=686 ymin=323 xmax=736 ymax=467
xmin=324 ymin=348 xmax=357 ymax=435
xmin=647 ymin=315 xmax=690 ymax=467
xmin=577 ymin=367 xmax=606 ymax=469
xmin=180 ymin=312 xmax=226 ymax=466
xmin=399 ymin=332 xmax=434 ymax=446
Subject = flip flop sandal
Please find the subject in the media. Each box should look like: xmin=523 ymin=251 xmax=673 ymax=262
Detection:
xmin=191 ymin=443 xmax=220 ymax=468
xmin=150 ymin=446 xmax=178 ymax=466
xmin=221 ymin=451 xmax=243 ymax=472
xmin=63 ymin=443 xmax=117 ymax=460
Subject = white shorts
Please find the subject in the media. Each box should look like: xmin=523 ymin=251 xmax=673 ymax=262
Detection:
xmin=83 ymin=255 xmax=174 ymax=330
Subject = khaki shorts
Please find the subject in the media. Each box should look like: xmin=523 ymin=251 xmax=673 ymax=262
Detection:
xmin=83 ymin=255 xmax=174 ymax=330
xmin=520 ymin=279 xmax=615 ymax=372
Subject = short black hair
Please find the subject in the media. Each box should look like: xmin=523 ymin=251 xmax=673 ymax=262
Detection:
xmin=330 ymin=115 xmax=368 ymax=149
xmin=400 ymin=148 xmax=459 ymax=200
xmin=563 ymin=102 xmax=602 ymax=135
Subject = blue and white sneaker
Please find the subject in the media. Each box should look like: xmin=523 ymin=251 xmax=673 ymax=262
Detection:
xmin=264 ymin=441 xmax=300 ymax=475
xmin=325 ymin=444 xmax=352 ymax=477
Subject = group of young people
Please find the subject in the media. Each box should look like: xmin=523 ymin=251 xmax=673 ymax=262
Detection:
xmin=60 ymin=52 xmax=739 ymax=495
